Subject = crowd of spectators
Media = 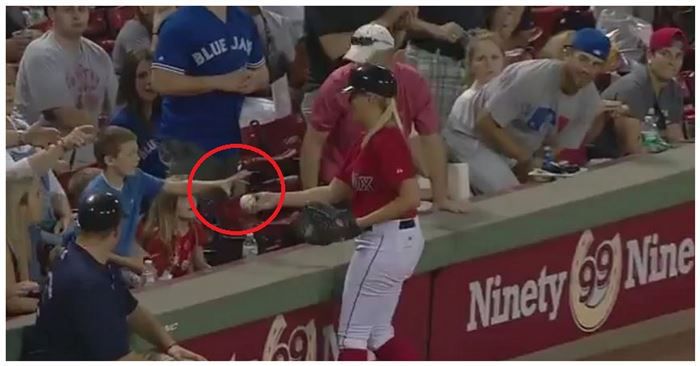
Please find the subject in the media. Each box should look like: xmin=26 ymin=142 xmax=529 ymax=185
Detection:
xmin=4 ymin=5 xmax=695 ymax=360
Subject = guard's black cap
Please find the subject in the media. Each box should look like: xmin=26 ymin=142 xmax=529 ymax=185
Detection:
xmin=341 ymin=64 xmax=397 ymax=98
xmin=78 ymin=192 xmax=122 ymax=233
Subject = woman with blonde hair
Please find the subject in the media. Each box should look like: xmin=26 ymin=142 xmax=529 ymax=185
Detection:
xmin=7 ymin=176 xmax=44 ymax=315
xmin=139 ymin=179 xmax=211 ymax=280
xmin=442 ymin=31 xmax=506 ymax=186
xmin=248 ymin=64 xmax=424 ymax=360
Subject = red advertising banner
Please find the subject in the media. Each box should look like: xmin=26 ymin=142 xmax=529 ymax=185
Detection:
xmin=179 ymin=273 xmax=432 ymax=361
xmin=429 ymin=202 xmax=695 ymax=360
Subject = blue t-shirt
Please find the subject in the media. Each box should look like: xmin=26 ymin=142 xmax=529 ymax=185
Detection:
xmin=111 ymin=107 xmax=167 ymax=178
xmin=82 ymin=170 xmax=164 ymax=256
xmin=31 ymin=241 xmax=138 ymax=360
xmin=153 ymin=6 xmax=265 ymax=154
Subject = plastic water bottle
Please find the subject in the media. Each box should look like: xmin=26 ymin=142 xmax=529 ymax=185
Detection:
xmin=242 ymin=234 xmax=259 ymax=258
xmin=142 ymin=259 xmax=157 ymax=285
xmin=640 ymin=108 xmax=670 ymax=153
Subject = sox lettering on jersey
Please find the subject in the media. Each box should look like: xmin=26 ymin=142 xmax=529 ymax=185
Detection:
xmin=352 ymin=173 xmax=374 ymax=192
xmin=192 ymin=36 xmax=254 ymax=66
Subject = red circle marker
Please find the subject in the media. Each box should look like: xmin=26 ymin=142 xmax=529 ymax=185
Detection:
xmin=187 ymin=143 xmax=286 ymax=236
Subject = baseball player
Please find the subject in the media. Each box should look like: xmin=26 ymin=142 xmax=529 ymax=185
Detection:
xmin=246 ymin=64 xmax=423 ymax=360
xmin=444 ymin=28 xmax=611 ymax=194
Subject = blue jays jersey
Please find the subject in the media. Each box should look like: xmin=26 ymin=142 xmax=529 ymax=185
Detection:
xmin=153 ymin=6 xmax=265 ymax=153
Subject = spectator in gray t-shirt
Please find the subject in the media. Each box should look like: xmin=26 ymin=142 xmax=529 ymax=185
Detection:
xmin=589 ymin=27 xmax=689 ymax=158
xmin=113 ymin=7 xmax=153 ymax=74
xmin=450 ymin=28 xmax=610 ymax=194
xmin=12 ymin=6 xmax=118 ymax=171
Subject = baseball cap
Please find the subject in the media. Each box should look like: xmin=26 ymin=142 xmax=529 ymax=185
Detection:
xmin=570 ymin=28 xmax=611 ymax=61
xmin=344 ymin=23 xmax=395 ymax=63
xmin=649 ymin=27 xmax=688 ymax=53
xmin=341 ymin=64 xmax=397 ymax=98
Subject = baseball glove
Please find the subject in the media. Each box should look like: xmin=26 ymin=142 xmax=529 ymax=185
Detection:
xmin=293 ymin=202 xmax=362 ymax=246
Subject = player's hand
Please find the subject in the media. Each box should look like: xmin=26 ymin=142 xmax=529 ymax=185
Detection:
xmin=219 ymin=170 xmax=252 ymax=196
xmin=61 ymin=125 xmax=98 ymax=150
xmin=436 ymin=22 xmax=465 ymax=43
xmin=434 ymin=198 xmax=471 ymax=214
xmin=243 ymin=192 xmax=279 ymax=213
xmin=23 ymin=123 xmax=61 ymax=148
xmin=167 ymin=345 xmax=207 ymax=361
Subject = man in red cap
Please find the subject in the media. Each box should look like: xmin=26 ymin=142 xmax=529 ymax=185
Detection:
xmin=589 ymin=27 xmax=689 ymax=158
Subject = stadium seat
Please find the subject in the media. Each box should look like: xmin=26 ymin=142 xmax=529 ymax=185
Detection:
xmin=107 ymin=6 xmax=137 ymax=38
xmin=85 ymin=7 xmax=109 ymax=39
xmin=531 ymin=6 xmax=566 ymax=49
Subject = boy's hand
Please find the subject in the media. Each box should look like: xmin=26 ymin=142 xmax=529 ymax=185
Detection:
xmin=219 ymin=170 xmax=252 ymax=196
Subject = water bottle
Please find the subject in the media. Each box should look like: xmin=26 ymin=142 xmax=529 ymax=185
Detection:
xmin=142 ymin=259 xmax=157 ymax=286
xmin=242 ymin=233 xmax=259 ymax=258
xmin=641 ymin=108 xmax=661 ymax=151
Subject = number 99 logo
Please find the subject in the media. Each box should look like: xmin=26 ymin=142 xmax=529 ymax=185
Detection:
xmin=570 ymin=230 xmax=623 ymax=333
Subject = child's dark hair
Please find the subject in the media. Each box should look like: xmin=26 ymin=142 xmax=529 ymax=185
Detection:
xmin=94 ymin=126 xmax=137 ymax=166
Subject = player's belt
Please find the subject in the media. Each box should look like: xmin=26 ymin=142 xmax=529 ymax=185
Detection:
xmin=365 ymin=219 xmax=416 ymax=232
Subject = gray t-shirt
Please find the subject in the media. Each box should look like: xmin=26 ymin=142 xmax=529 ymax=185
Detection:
xmin=589 ymin=64 xmax=684 ymax=158
xmin=601 ymin=63 xmax=683 ymax=124
xmin=112 ymin=19 xmax=151 ymax=74
xmin=448 ymin=59 xmax=601 ymax=157
xmin=12 ymin=31 xmax=118 ymax=169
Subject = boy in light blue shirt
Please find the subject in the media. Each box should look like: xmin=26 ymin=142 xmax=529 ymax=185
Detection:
xmin=82 ymin=126 xmax=248 ymax=273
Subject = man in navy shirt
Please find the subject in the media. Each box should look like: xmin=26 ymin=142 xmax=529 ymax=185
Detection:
xmin=27 ymin=193 xmax=205 ymax=361
xmin=152 ymin=6 xmax=269 ymax=180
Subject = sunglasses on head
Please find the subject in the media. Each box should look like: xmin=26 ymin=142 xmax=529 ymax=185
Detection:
xmin=351 ymin=36 xmax=389 ymax=47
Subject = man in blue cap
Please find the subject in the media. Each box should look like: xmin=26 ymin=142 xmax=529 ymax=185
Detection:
xmin=443 ymin=28 xmax=612 ymax=194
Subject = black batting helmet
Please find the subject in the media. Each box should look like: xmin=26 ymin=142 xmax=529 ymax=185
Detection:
xmin=78 ymin=192 xmax=122 ymax=233
xmin=341 ymin=63 xmax=397 ymax=98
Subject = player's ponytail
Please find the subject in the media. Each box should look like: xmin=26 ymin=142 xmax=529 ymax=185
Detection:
xmin=361 ymin=97 xmax=403 ymax=148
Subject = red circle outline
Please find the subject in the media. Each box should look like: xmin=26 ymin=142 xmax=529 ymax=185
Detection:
xmin=187 ymin=144 xmax=286 ymax=236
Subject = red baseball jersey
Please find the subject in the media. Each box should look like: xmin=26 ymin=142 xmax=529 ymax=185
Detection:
xmin=140 ymin=222 xmax=208 ymax=278
xmin=337 ymin=126 xmax=417 ymax=219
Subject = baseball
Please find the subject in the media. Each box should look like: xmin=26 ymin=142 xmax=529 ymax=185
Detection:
xmin=240 ymin=194 xmax=257 ymax=213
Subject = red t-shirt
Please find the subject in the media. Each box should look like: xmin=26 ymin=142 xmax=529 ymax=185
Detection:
xmin=337 ymin=127 xmax=416 ymax=219
xmin=139 ymin=222 xmax=208 ymax=278
xmin=311 ymin=62 xmax=439 ymax=184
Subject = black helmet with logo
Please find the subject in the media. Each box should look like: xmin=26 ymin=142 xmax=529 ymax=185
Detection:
xmin=78 ymin=192 xmax=122 ymax=233
xmin=341 ymin=63 xmax=397 ymax=98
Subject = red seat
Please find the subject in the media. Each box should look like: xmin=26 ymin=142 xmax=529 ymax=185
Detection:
xmin=98 ymin=38 xmax=115 ymax=54
xmin=30 ymin=19 xmax=52 ymax=33
xmin=108 ymin=6 xmax=137 ymax=37
xmin=85 ymin=8 xmax=109 ymax=40
xmin=531 ymin=6 xmax=566 ymax=49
